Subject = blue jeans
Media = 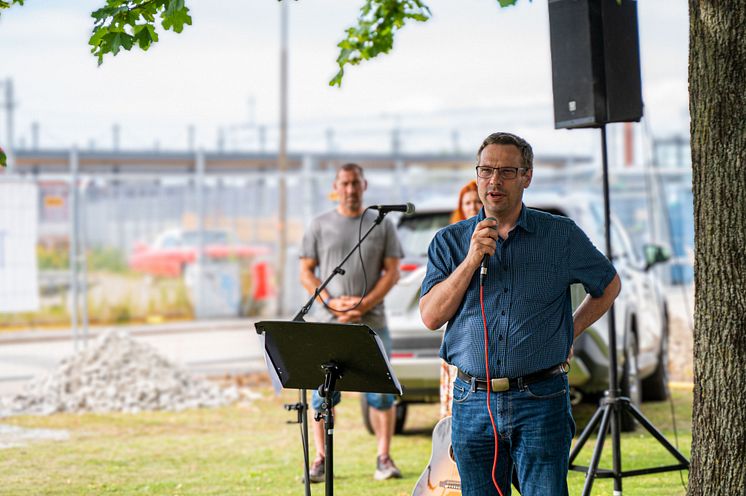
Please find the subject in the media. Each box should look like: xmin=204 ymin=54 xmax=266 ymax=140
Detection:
xmin=311 ymin=325 xmax=396 ymax=412
xmin=451 ymin=373 xmax=575 ymax=496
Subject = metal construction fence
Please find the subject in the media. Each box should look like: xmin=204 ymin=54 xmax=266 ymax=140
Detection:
xmin=0 ymin=148 xmax=693 ymax=337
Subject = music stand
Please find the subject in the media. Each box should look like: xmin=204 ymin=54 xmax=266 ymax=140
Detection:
xmin=256 ymin=320 xmax=402 ymax=496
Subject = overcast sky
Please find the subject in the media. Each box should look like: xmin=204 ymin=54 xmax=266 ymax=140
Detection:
xmin=0 ymin=0 xmax=689 ymax=156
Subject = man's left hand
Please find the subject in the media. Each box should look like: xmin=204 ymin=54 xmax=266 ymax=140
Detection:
xmin=329 ymin=295 xmax=366 ymax=322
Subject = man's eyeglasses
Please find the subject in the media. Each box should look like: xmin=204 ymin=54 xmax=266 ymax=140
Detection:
xmin=475 ymin=166 xmax=528 ymax=180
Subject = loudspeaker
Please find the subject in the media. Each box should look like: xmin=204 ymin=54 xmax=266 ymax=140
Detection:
xmin=548 ymin=0 xmax=643 ymax=129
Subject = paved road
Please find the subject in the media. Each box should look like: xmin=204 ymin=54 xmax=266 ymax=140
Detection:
xmin=0 ymin=319 xmax=270 ymax=396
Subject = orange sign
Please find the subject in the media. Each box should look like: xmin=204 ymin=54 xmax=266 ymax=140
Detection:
xmin=44 ymin=195 xmax=65 ymax=208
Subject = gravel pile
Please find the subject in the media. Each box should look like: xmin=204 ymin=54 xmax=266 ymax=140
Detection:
xmin=0 ymin=330 xmax=250 ymax=416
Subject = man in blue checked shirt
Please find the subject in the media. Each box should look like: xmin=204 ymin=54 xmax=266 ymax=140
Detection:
xmin=419 ymin=132 xmax=621 ymax=496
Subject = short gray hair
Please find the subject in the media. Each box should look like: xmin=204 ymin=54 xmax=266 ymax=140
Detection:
xmin=336 ymin=163 xmax=365 ymax=179
xmin=476 ymin=132 xmax=534 ymax=169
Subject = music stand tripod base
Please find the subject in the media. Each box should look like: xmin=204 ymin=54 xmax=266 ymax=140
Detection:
xmin=256 ymin=320 xmax=402 ymax=496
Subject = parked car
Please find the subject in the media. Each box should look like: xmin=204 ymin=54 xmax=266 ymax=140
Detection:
xmin=129 ymin=229 xmax=269 ymax=278
xmin=362 ymin=191 xmax=670 ymax=434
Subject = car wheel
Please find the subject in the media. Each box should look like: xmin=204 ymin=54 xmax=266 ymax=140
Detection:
xmin=642 ymin=312 xmax=670 ymax=401
xmin=359 ymin=396 xmax=407 ymax=435
xmin=620 ymin=331 xmax=641 ymax=432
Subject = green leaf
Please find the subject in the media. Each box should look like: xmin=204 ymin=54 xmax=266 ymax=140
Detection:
xmin=106 ymin=32 xmax=124 ymax=55
xmin=134 ymin=23 xmax=158 ymax=49
xmin=329 ymin=69 xmax=344 ymax=88
xmin=89 ymin=26 xmax=107 ymax=48
xmin=161 ymin=8 xmax=192 ymax=33
xmin=330 ymin=0 xmax=529 ymax=86
xmin=88 ymin=0 xmax=192 ymax=65
xmin=162 ymin=0 xmax=191 ymax=33
xmin=0 ymin=0 xmax=25 ymax=16
xmin=0 ymin=147 xmax=7 ymax=168
xmin=330 ymin=0 xmax=432 ymax=87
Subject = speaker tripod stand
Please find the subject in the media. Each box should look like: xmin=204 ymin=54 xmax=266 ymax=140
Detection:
xmin=568 ymin=125 xmax=689 ymax=495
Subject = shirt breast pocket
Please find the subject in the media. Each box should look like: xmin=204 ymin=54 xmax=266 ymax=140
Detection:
xmin=517 ymin=261 xmax=565 ymax=305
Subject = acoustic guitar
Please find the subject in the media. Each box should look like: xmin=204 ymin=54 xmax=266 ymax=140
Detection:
xmin=411 ymin=416 xmax=461 ymax=496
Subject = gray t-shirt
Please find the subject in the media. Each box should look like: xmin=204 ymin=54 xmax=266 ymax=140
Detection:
xmin=300 ymin=209 xmax=404 ymax=329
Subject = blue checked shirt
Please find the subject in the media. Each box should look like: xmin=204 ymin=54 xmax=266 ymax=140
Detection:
xmin=421 ymin=205 xmax=616 ymax=379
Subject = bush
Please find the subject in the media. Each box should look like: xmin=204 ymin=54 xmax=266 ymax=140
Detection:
xmin=88 ymin=247 xmax=128 ymax=273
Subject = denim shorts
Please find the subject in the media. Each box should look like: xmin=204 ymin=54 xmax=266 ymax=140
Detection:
xmin=451 ymin=373 xmax=575 ymax=496
xmin=311 ymin=325 xmax=396 ymax=412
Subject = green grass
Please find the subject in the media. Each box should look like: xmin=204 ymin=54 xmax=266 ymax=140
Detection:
xmin=0 ymin=387 xmax=692 ymax=495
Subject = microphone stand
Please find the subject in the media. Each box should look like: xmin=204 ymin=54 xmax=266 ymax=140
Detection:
xmin=286 ymin=208 xmax=388 ymax=494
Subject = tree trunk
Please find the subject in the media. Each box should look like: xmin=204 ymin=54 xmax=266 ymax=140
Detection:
xmin=688 ymin=1 xmax=746 ymax=494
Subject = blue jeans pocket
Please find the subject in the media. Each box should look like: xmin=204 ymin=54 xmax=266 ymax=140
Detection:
xmin=452 ymin=377 xmax=473 ymax=404
xmin=525 ymin=375 xmax=567 ymax=400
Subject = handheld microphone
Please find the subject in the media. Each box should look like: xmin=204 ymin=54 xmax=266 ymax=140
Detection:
xmin=370 ymin=202 xmax=415 ymax=215
xmin=480 ymin=217 xmax=497 ymax=285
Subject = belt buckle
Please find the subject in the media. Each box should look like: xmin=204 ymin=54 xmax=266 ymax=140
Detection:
xmin=490 ymin=377 xmax=509 ymax=392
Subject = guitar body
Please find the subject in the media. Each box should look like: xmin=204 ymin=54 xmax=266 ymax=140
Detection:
xmin=412 ymin=416 xmax=461 ymax=496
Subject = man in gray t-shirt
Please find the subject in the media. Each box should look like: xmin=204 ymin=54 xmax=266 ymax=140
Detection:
xmin=299 ymin=163 xmax=404 ymax=483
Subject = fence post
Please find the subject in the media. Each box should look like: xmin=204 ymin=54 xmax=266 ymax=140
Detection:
xmin=68 ymin=147 xmax=79 ymax=351
xmin=79 ymin=177 xmax=90 ymax=347
xmin=194 ymin=149 xmax=206 ymax=318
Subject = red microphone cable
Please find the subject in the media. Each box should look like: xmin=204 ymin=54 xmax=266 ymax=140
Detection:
xmin=480 ymin=283 xmax=504 ymax=496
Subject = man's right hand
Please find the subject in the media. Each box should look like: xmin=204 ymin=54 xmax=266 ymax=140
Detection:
xmin=467 ymin=217 xmax=498 ymax=268
xmin=420 ymin=217 xmax=498 ymax=330
xmin=328 ymin=296 xmax=363 ymax=323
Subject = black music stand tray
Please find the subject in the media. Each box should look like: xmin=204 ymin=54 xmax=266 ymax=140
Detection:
xmin=255 ymin=320 xmax=402 ymax=496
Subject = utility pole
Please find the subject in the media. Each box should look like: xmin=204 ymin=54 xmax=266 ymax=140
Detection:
xmin=248 ymin=95 xmax=256 ymax=126
xmin=2 ymin=78 xmax=16 ymax=172
xmin=391 ymin=122 xmax=405 ymax=205
xmin=391 ymin=126 xmax=401 ymax=155
xmin=258 ymin=125 xmax=267 ymax=152
xmin=31 ymin=121 xmax=39 ymax=150
xmin=217 ymin=127 xmax=225 ymax=152
xmin=112 ymin=124 xmax=121 ymax=151
xmin=326 ymin=127 xmax=335 ymax=153
xmin=276 ymin=0 xmax=289 ymax=315
xmin=187 ymin=125 xmax=196 ymax=152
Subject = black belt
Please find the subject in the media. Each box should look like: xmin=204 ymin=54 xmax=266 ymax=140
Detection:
xmin=457 ymin=363 xmax=569 ymax=392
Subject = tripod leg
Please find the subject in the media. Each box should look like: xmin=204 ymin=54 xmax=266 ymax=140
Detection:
xmin=581 ymin=404 xmax=612 ymax=496
xmin=611 ymin=402 xmax=623 ymax=495
xmin=570 ymin=404 xmax=605 ymax=464
xmin=301 ymin=389 xmax=311 ymax=496
xmin=626 ymin=402 xmax=690 ymax=465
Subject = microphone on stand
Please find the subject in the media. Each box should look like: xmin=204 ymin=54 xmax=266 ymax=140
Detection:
xmin=370 ymin=202 xmax=416 ymax=215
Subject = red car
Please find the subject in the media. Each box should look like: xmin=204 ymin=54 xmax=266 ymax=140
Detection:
xmin=129 ymin=229 xmax=270 ymax=278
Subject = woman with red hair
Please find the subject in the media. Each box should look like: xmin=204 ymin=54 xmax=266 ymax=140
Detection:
xmin=440 ymin=180 xmax=483 ymax=417
xmin=449 ymin=180 xmax=482 ymax=224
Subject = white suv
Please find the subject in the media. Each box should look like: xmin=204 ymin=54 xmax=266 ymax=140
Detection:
xmin=364 ymin=190 xmax=670 ymax=434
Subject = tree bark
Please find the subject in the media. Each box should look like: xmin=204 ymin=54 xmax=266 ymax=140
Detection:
xmin=688 ymin=1 xmax=746 ymax=494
